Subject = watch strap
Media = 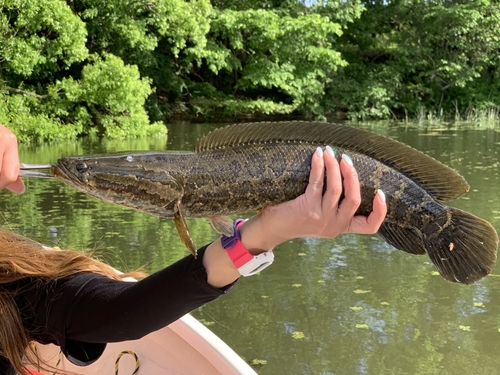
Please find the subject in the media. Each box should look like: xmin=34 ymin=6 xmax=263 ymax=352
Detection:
xmin=221 ymin=219 xmax=255 ymax=267
xmin=221 ymin=219 xmax=274 ymax=276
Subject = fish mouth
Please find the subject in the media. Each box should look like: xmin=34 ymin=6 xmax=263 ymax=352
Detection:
xmin=51 ymin=159 xmax=86 ymax=188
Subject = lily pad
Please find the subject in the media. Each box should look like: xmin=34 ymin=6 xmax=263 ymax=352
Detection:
xmin=198 ymin=319 xmax=215 ymax=326
xmin=292 ymin=331 xmax=305 ymax=339
xmin=355 ymin=324 xmax=369 ymax=329
xmin=250 ymin=359 xmax=268 ymax=366
xmin=353 ymin=289 xmax=371 ymax=294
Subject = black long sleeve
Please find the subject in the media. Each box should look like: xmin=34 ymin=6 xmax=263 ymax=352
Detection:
xmin=2 ymin=245 xmax=237 ymax=373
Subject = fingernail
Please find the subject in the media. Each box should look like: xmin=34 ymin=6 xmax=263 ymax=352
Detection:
xmin=342 ymin=153 xmax=353 ymax=166
xmin=315 ymin=147 xmax=323 ymax=157
xmin=377 ymin=189 xmax=386 ymax=204
xmin=326 ymin=145 xmax=336 ymax=157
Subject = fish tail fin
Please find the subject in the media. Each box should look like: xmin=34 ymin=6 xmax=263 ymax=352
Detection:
xmin=423 ymin=208 xmax=498 ymax=284
xmin=378 ymin=208 xmax=498 ymax=284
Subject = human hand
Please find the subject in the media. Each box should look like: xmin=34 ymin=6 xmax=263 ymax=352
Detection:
xmin=0 ymin=124 xmax=24 ymax=194
xmin=240 ymin=146 xmax=387 ymax=252
xmin=204 ymin=146 xmax=387 ymax=287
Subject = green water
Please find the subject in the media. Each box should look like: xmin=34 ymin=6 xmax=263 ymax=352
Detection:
xmin=3 ymin=122 xmax=500 ymax=375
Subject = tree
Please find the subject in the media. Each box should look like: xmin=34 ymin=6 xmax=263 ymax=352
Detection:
xmin=0 ymin=0 xmax=164 ymax=142
xmin=326 ymin=0 xmax=500 ymax=119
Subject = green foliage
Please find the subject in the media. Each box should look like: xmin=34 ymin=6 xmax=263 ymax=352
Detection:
xmin=0 ymin=0 xmax=165 ymax=142
xmin=59 ymin=54 xmax=165 ymax=138
xmin=0 ymin=0 xmax=88 ymax=77
xmin=0 ymin=90 xmax=82 ymax=143
xmin=2 ymin=0 xmax=500 ymax=139
xmin=328 ymin=0 xmax=500 ymax=120
xmin=196 ymin=7 xmax=349 ymax=118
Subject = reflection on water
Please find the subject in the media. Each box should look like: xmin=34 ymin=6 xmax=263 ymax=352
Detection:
xmin=2 ymin=122 xmax=500 ymax=374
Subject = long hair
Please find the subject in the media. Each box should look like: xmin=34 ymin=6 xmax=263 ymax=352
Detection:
xmin=0 ymin=228 xmax=144 ymax=374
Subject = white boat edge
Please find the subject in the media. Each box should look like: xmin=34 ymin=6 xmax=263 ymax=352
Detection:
xmin=170 ymin=313 xmax=258 ymax=375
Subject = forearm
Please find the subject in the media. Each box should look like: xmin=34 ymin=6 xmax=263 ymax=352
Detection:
xmin=49 ymin=246 xmax=235 ymax=344
xmin=203 ymin=214 xmax=286 ymax=288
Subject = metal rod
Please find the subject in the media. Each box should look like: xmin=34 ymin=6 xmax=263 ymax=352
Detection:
xmin=20 ymin=163 xmax=52 ymax=169
xmin=19 ymin=170 xmax=54 ymax=178
xmin=19 ymin=163 xmax=54 ymax=178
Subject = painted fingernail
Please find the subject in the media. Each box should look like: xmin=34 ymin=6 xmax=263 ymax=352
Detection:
xmin=342 ymin=153 xmax=353 ymax=166
xmin=377 ymin=189 xmax=386 ymax=204
xmin=326 ymin=145 xmax=336 ymax=157
xmin=315 ymin=147 xmax=323 ymax=157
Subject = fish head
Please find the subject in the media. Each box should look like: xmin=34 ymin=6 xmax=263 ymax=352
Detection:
xmin=52 ymin=154 xmax=183 ymax=218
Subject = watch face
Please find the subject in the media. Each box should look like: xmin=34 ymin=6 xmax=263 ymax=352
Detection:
xmin=239 ymin=251 xmax=275 ymax=277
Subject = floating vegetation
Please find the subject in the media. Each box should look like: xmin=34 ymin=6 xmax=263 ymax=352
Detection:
xmin=355 ymin=324 xmax=369 ymax=329
xmin=198 ymin=319 xmax=215 ymax=327
xmin=250 ymin=359 xmax=268 ymax=366
xmin=292 ymin=331 xmax=305 ymax=340
xmin=350 ymin=306 xmax=363 ymax=311
xmin=353 ymin=289 xmax=371 ymax=294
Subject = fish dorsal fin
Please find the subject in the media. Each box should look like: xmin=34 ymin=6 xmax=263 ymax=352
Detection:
xmin=194 ymin=121 xmax=469 ymax=201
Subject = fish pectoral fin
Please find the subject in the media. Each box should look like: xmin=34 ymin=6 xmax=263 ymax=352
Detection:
xmin=209 ymin=215 xmax=234 ymax=237
xmin=378 ymin=222 xmax=426 ymax=255
xmin=173 ymin=201 xmax=197 ymax=257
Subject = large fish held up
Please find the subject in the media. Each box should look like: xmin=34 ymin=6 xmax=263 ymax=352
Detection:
xmin=49 ymin=122 xmax=498 ymax=284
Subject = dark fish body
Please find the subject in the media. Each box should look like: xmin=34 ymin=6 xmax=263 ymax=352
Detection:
xmin=52 ymin=122 xmax=498 ymax=284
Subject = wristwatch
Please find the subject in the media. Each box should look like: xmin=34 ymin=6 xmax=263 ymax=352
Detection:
xmin=221 ymin=219 xmax=274 ymax=277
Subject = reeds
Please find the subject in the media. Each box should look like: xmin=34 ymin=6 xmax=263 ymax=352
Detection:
xmin=413 ymin=105 xmax=500 ymax=127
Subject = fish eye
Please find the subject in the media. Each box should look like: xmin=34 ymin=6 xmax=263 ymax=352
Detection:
xmin=76 ymin=163 xmax=88 ymax=173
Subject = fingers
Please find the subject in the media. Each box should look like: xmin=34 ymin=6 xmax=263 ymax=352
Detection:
xmin=304 ymin=147 xmax=325 ymax=203
xmin=337 ymin=154 xmax=361 ymax=220
xmin=0 ymin=124 xmax=24 ymax=193
xmin=348 ymin=190 xmax=387 ymax=234
xmin=6 ymin=178 xmax=25 ymax=194
xmin=322 ymin=146 xmax=342 ymax=211
xmin=323 ymin=150 xmax=387 ymax=235
xmin=259 ymin=147 xmax=387 ymax=243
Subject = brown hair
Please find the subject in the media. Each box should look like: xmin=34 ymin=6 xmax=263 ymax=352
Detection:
xmin=0 ymin=228 xmax=144 ymax=374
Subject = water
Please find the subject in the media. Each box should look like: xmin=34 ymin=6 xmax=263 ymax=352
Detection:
xmin=2 ymin=122 xmax=500 ymax=375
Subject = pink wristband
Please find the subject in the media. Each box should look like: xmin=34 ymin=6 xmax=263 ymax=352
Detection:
xmin=221 ymin=219 xmax=254 ymax=268
xmin=221 ymin=219 xmax=274 ymax=276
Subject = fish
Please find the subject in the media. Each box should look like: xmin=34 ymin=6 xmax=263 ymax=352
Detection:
xmin=49 ymin=121 xmax=498 ymax=284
